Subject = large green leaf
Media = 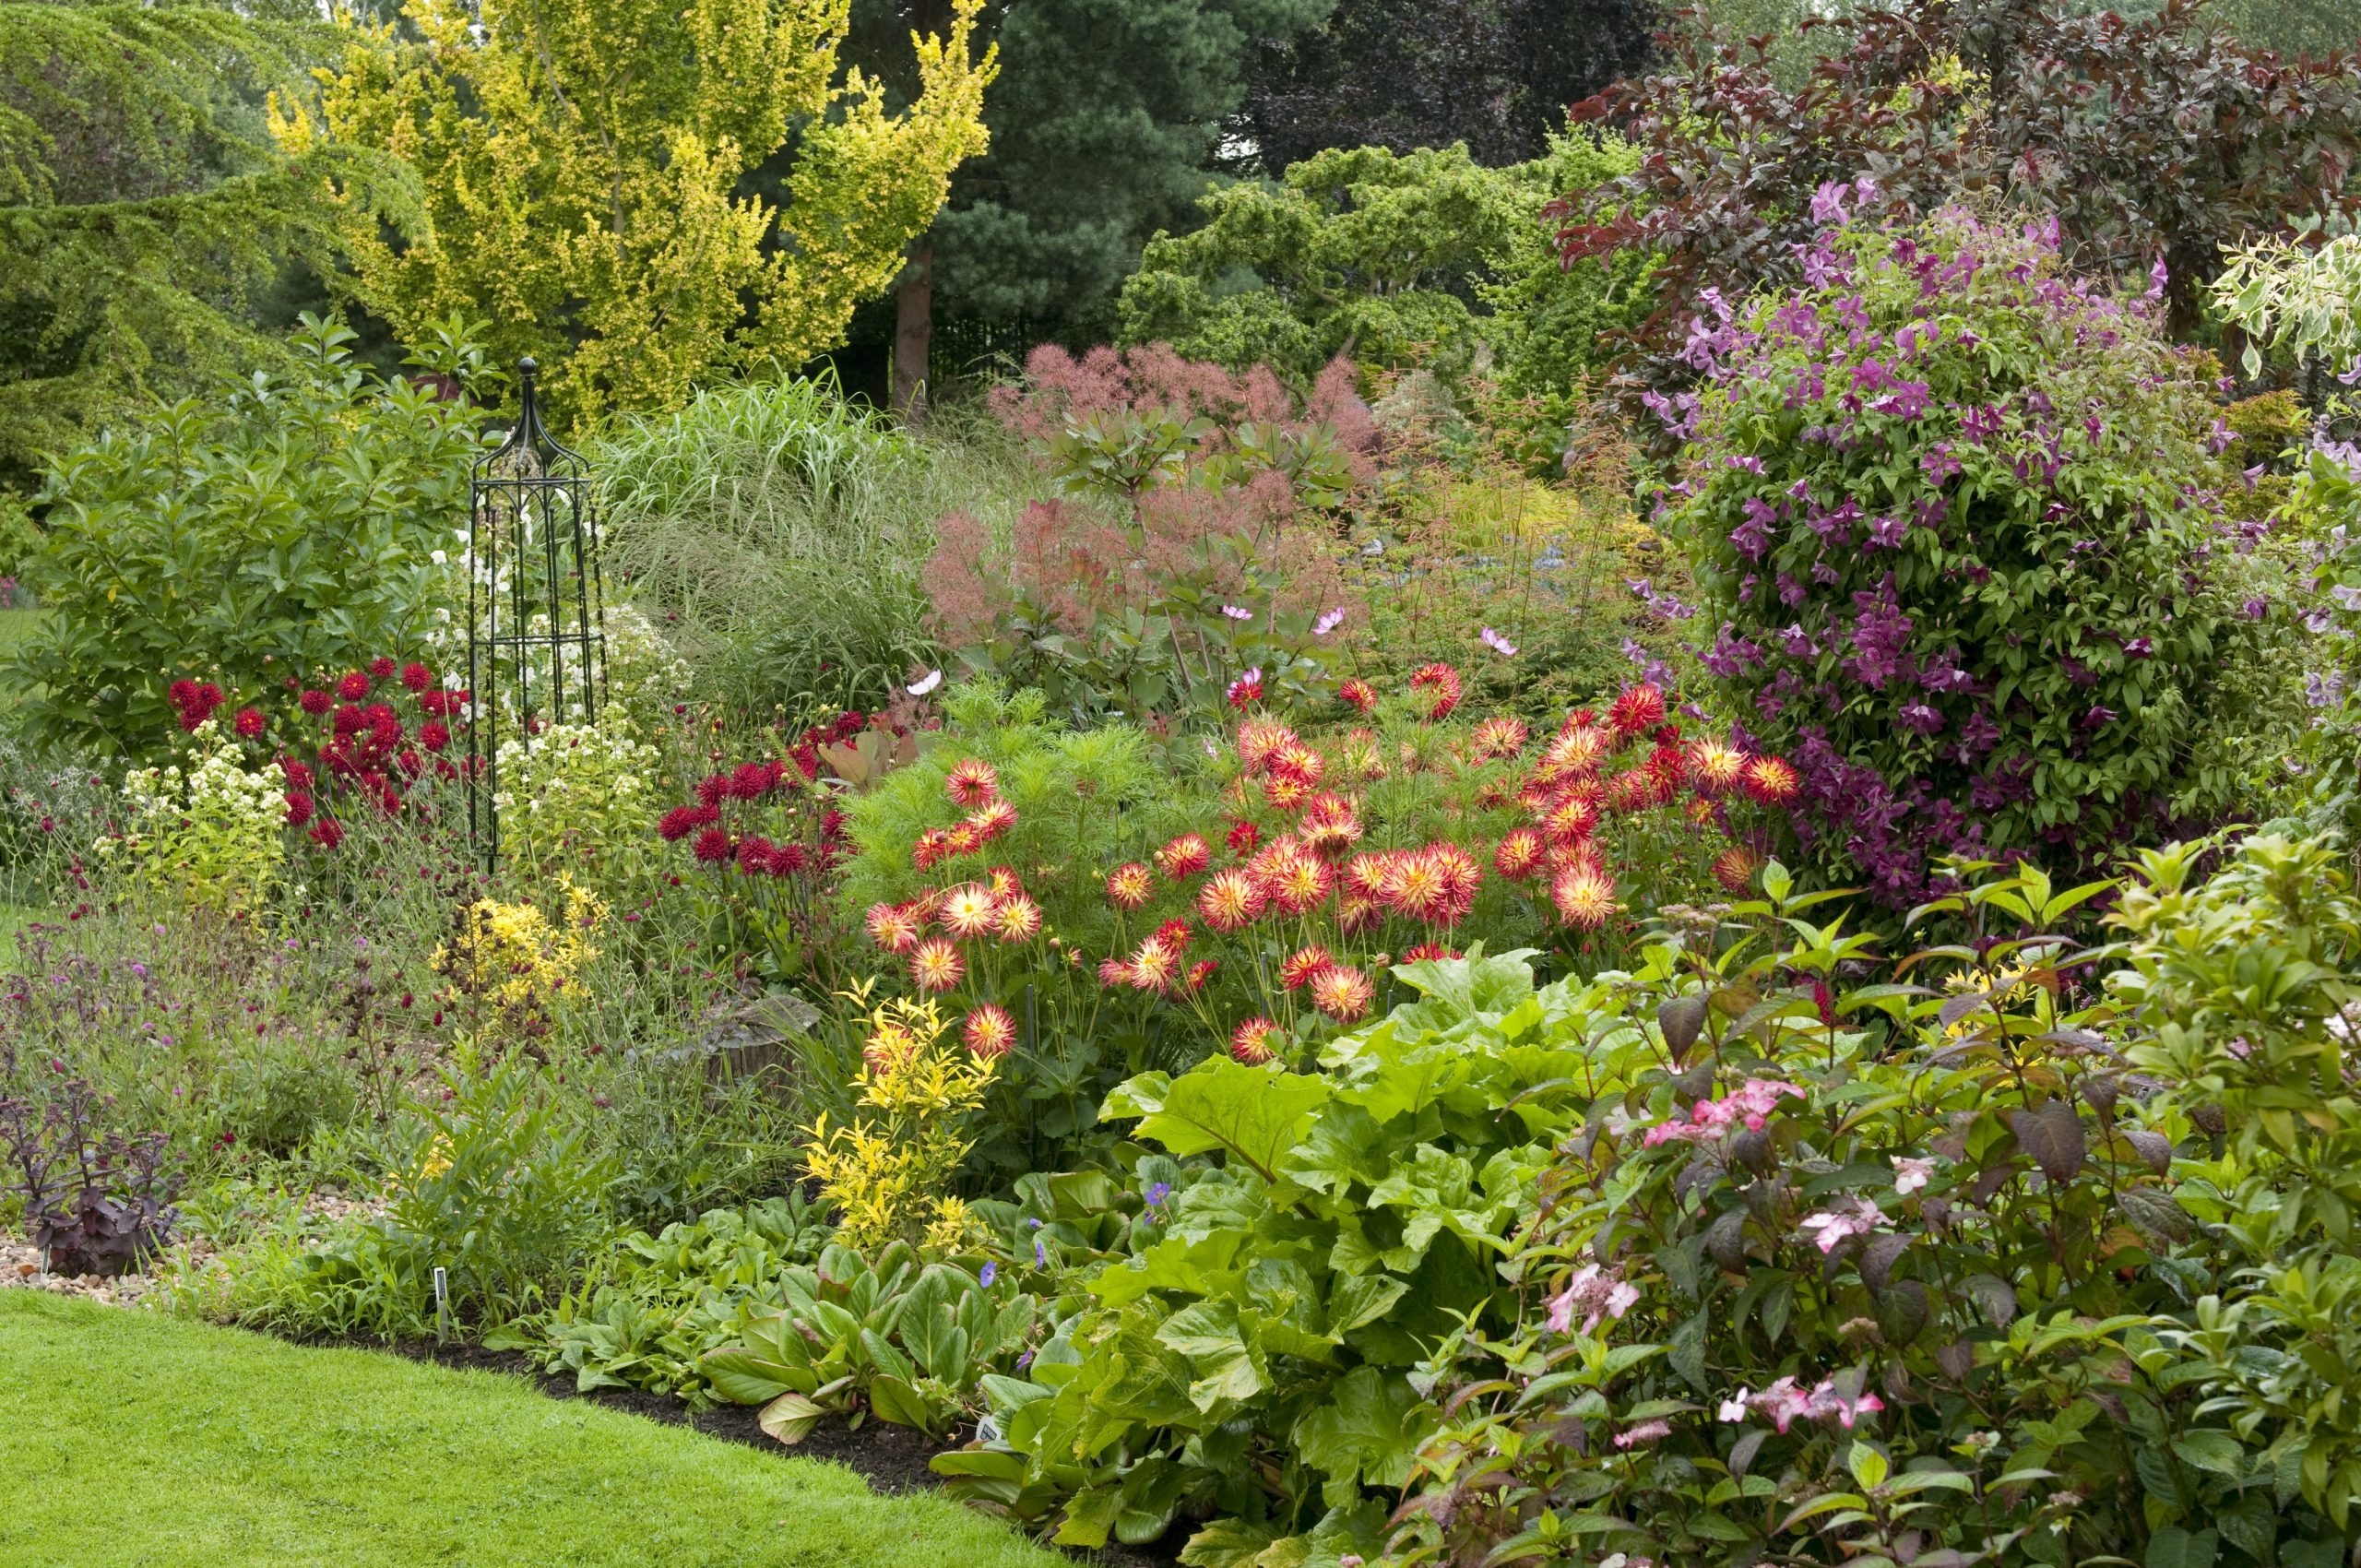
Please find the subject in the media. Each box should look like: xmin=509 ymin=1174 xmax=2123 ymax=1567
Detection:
xmin=756 ymin=1390 xmax=825 ymax=1444
xmin=1156 ymin=1298 xmax=1268 ymax=1411
xmin=1290 ymin=1365 xmax=1433 ymax=1490
xmin=1178 ymin=1518 xmax=1285 ymax=1568
xmin=1108 ymin=1059 xmax=1332 ymax=1182
xmin=867 ymin=1372 xmax=948 ymax=1433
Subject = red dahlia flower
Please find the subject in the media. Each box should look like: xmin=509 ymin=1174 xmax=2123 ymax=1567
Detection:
xmin=284 ymin=791 xmax=314 ymax=828
xmin=964 ymin=1004 xmax=1016 ymax=1059
xmin=944 ymin=758 xmax=999 ymax=808
xmin=1310 ymin=966 xmax=1374 ymax=1022
xmin=1472 ymin=716 xmax=1528 ymax=759
xmin=1492 ymin=829 xmax=1543 ymax=879
xmin=307 ymin=818 xmax=344 ymax=850
xmin=1264 ymin=849 xmax=1335 ymax=916
xmin=1262 ymin=772 xmax=1312 ymax=812
xmin=1236 ymin=719 xmax=1297 ymax=774
xmin=1689 ymin=740 xmax=1748 ymax=794
xmin=401 ymin=662 xmax=432 ymax=692
xmin=692 ymin=826 xmax=731 ymax=863
xmin=1127 ymin=935 xmax=1182 ymax=992
xmin=1713 ymin=846 xmax=1764 ymax=894
xmin=729 ymin=762 xmax=773 ymax=800
xmin=1409 ymin=663 xmax=1462 ymax=721
xmin=967 ymin=800 xmax=1018 ymax=842
xmin=1608 ymin=683 xmax=1667 ymax=737
xmin=1279 ymin=944 xmax=1334 ymax=991
xmin=1231 ymin=1017 xmax=1281 ymax=1065
xmin=865 ymin=902 xmax=922 ymax=954
xmin=233 ymin=707 xmax=265 ymax=739
xmin=1551 ymin=867 xmax=1618 ymax=931
xmin=940 ymin=885 xmax=1001 ymax=939
xmin=1105 ymin=862 xmax=1154 ymax=910
xmin=1196 ymin=868 xmax=1264 ymax=932
xmin=1269 ymin=742 xmax=1325 ymax=788
xmin=1154 ymin=833 xmax=1211 ymax=880
xmin=337 ymin=671 xmax=371 ymax=701
xmin=1337 ymin=678 xmax=1375 ymax=714
xmin=995 ymin=896 xmax=1043 ymax=943
xmin=909 ymin=939 xmax=965 ymax=992
xmin=368 ymin=657 xmax=396 ymax=679
xmin=1743 ymin=755 xmax=1800 ymax=805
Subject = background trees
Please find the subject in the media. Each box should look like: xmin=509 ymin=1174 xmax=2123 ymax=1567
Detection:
xmin=1228 ymin=0 xmax=1658 ymax=171
xmin=0 ymin=0 xmax=398 ymax=502
xmin=848 ymin=0 xmax=1329 ymax=421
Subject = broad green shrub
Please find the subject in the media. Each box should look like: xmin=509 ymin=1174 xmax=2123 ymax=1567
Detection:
xmin=7 ymin=317 xmax=486 ymax=757
xmin=1660 ymin=209 xmax=2270 ymax=903
xmin=931 ymin=947 xmax=1608 ymax=1560
xmin=1117 ymin=137 xmax=1643 ymax=409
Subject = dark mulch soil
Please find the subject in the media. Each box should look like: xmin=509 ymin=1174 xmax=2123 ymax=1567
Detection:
xmin=349 ymin=1337 xmax=1183 ymax=1566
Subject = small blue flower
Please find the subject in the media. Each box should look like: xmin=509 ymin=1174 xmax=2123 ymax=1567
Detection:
xmin=1145 ymin=1182 xmax=1171 ymax=1209
xmin=1026 ymin=1217 xmax=1042 ymax=1229
xmin=1034 ymin=1238 xmax=1048 ymax=1269
xmin=979 ymin=1261 xmax=997 ymax=1288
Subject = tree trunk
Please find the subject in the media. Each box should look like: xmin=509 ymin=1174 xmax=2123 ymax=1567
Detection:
xmin=893 ymin=243 xmax=933 ymax=432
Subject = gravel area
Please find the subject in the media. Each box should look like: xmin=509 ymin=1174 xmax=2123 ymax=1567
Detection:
xmin=2 ymin=1188 xmax=386 ymax=1307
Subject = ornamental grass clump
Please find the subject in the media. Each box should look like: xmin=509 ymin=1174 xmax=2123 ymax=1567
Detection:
xmin=1660 ymin=207 xmax=2271 ymax=904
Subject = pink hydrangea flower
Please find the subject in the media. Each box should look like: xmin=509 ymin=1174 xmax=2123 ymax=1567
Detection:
xmin=1726 ymin=1376 xmax=1885 ymax=1433
xmin=1612 ymin=1419 xmax=1673 ymax=1448
xmin=1546 ymin=1261 xmax=1641 ymax=1336
xmin=1640 ymin=1077 xmax=1804 ymax=1146
xmin=1798 ymin=1196 xmax=1883 ymax=1254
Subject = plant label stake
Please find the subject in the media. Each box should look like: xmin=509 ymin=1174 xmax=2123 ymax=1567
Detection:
xmin=433 ymin=1265 xmax=450 ymax=1344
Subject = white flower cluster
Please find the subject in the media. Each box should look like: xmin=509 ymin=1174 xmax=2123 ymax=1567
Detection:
xmin=98 ymin=720 xmax=287 ymax=915
xmin=490 ymin=713 xmax=658 ymax=864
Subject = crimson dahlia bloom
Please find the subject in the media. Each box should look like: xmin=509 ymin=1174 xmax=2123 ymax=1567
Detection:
xmin=337 ymin=671 xmax=371 ymax=701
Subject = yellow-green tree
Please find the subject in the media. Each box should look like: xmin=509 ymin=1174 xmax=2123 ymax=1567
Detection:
xmin=278 ymin=0 xmax=994 ymax=422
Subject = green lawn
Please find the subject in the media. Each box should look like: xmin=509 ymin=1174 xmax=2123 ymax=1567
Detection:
xmin=0 ymin=1293 xmax=1062 ymax=1568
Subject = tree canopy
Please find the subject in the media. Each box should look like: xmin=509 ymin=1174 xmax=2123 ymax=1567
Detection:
xmin=286 ymin=0 xmax=998 ymax=424
xmin=0 ymin=0 xmax=396 ymax=496
xmin=1230 ymin=0 xmax=1658 ymax=172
